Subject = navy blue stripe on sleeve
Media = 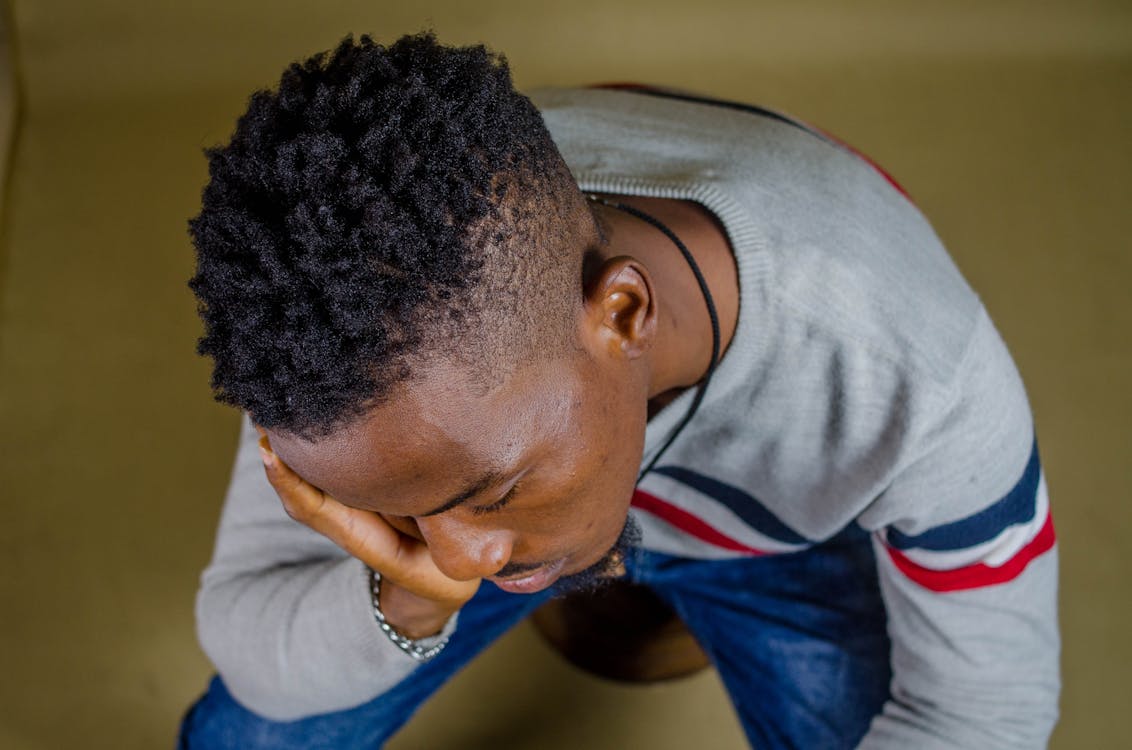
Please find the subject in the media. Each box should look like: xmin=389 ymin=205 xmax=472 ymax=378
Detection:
xmin=652 ymin=465 xmax=810 ymax=545
xmin=590 ymin=83 xmax=813 ymax=136
xmin=887 ymin=440 xmax=1042 ymax=552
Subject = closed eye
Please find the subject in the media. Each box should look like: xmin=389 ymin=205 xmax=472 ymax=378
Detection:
xmin=470 ymin=484 xmax=520 ymax=516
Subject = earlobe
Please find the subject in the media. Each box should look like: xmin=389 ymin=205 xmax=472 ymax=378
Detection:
xmin=583 ymin=256 xmax=657 ymax=358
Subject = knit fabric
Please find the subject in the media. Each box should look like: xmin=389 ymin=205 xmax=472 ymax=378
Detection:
xmin=194 ymin=87 xmax=1059 ymax=747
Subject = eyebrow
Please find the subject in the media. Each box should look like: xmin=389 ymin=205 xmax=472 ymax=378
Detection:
xmin=418 ymin=470 xmax=507 ymax=517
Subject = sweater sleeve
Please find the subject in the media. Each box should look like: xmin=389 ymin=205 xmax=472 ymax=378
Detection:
xmin=856 ymin=310 xmax=1060 ymax=749
xmin=194 ymin=414 xmax=451 ymax=720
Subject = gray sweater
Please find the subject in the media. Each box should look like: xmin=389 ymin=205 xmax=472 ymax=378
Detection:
xmin=196 ymin=87 xmax=1060 ymax=748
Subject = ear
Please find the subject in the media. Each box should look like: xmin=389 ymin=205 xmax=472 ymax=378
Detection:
xmin=582 ymin=255 xmax=657 ymax=359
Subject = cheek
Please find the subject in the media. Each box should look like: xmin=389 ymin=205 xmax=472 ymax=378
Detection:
xmin=517 ymin=399 xmax=645 ymax=545
xmin=573 ymin=452 xmax=639 ymax=539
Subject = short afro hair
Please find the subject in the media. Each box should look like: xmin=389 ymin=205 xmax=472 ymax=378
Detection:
xmin=189 ymin=33 xmax=589 ymax=438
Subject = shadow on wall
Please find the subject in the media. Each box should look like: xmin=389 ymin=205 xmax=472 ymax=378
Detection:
xmin=0 ymin=0 xmax=19 ymax=192
xmin=0 ymin=0 xmax=22 ymax=300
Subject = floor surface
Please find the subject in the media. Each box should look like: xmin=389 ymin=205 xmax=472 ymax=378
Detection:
xmin=1 ymin=2 xmax=1129 ymax=748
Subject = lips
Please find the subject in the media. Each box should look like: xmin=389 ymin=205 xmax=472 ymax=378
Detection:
xmin=489 ymin=557 xmax=568 ymax=594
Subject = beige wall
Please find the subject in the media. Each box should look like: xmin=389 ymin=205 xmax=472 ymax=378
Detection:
xmin=1 ymin=2 xmax=1129 ymax=748
xmin=11 ymin=1 xmax=1132 ymax=102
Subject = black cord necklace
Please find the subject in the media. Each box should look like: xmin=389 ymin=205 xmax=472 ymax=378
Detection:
xmin=586 ymin=195 xmax=722 ymax=481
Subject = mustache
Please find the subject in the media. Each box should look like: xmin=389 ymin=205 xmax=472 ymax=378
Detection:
xmin=493 ymin=514 xmax=642 ymax=581
xmin=495 ymin=558 xmax=547 ymax=579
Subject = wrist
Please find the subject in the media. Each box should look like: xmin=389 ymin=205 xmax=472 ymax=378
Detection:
xmin=364 ymin=566 xmax=455 ymax=662
xmin=378 ymin=578 xmax=458 ymax=639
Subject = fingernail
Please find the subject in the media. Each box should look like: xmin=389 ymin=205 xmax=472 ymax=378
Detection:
xmin=258 ymin=437 xmax=275 ymax=466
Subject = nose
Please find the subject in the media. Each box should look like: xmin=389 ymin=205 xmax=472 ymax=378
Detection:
xmin=414 ymin=515 xmax=514 ymax=581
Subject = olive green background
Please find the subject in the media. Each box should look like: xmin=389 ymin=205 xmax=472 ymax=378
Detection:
xmin=0 ymin=2 xmax=1129 ymax=748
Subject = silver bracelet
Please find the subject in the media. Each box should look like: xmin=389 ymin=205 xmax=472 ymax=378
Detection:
xmin=365 ymin=566 xmax=449 ymax=662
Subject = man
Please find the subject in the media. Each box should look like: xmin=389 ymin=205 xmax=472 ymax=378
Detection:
xmin=180 ymin=33 xmax=1060 ymax=749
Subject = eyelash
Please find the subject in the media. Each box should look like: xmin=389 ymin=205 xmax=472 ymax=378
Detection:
xmin=470 ymin=484 xmax=520 ymax=516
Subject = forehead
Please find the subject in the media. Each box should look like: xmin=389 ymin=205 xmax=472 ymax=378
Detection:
xmin=268 ymin=357 xmax=585 ymax=512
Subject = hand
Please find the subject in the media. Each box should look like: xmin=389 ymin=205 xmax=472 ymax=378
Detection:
xmin=256 ymin=430 xmax=480 ymax=638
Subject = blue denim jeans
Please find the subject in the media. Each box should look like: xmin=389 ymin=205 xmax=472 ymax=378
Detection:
xmin=179 ymin=524 xmax=891 ymax=749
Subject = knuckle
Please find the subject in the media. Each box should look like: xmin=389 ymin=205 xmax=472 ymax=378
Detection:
xmin=281 ymin=501 xmax=307 ymax=524
xmin=280 ymin=495 xmax=313 ymax=524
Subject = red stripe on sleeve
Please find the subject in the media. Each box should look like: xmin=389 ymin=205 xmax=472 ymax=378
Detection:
xmin=587 ymin=83 xmax=913 ymax=202
xmin=631 ymin=489 xmax=768 ymax=555
xmin=885 ymin=513 xmax=1057 ymax=592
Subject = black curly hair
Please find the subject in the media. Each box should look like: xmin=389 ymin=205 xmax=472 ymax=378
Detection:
xmin=189 ymin=33 xmax=589 ymax=438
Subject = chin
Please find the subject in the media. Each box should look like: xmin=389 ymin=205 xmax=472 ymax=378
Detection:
xmin=551 ymin=514 xmax=642 ymax=597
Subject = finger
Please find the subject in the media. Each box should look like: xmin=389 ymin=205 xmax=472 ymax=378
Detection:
xmin=256 ymin=438 xmax=468 ymax=599
xmin=258 ymin=437 xmax=401 ymax=559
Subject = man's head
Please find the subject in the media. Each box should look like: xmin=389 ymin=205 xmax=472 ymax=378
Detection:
xmin=190 ymin=33 xmax=659 ymax=593
xmin=190 ymin=32 xmax=591 ymax=437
